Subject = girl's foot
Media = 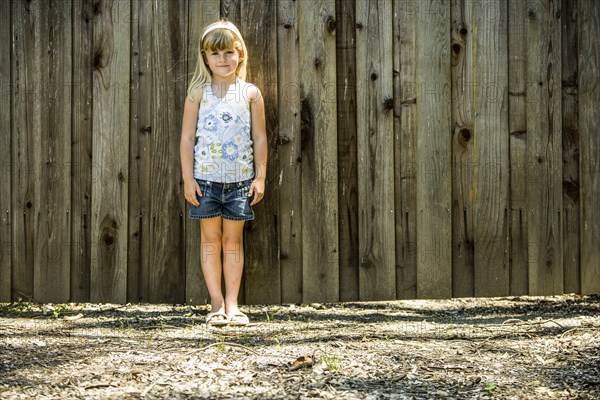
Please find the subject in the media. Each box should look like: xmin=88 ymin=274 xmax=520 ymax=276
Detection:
xmin=227 ymin=310 xmax=249 ymax=326
xmin=206 ymin=311 xmax=229 ymax=326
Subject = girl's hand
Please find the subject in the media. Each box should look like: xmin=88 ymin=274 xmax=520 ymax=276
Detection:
xmin=248 ymin=179 xmax=265 ymax=206
xmin=184 ymin=179 xmax=202 ymax=206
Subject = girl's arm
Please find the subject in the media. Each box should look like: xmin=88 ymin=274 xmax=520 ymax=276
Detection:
xmin=249 ymin=86 xmax=267 ymax=206
xmin=180 ymin=93 xmax=202 ymax=206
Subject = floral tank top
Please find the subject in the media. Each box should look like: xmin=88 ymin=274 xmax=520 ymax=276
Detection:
xmin=193 ymin=79 xmax=254 ymax=183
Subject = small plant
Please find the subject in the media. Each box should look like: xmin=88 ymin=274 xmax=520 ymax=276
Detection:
xmin=0 ymin=298 xmax=35 ymax=316
xmin=118 ymin=319 xmax=132 ymax=330
xmin=216 ymin=336 xmax=226 ymax=351
xmin=52 ymin=304 xmax=70 ymax=319
xmin=265 ymin=311 xmax=274 ymax=323
xmin=483 ymin=382 xmax=497 ymax=396
xmin=322 ymin=354 xmax=341 ymax=371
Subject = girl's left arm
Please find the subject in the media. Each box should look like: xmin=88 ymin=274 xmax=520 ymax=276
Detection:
xmin=249 ymin=86 xmax=267 ymax=206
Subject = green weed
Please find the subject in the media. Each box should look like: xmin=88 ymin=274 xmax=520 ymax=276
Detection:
xmin=322 ymin=354 xmax=341 ymax=371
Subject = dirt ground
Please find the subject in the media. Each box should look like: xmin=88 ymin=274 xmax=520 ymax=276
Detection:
xmin=1 ymin=294 xmax=599 ymax=399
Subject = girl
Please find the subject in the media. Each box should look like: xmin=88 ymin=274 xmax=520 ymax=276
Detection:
xmin=180 ymin=20 xmax=267 ymax=326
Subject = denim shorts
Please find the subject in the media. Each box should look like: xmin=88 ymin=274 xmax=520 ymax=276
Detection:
xmin=188 ymin=178 xmax=254 ymax=221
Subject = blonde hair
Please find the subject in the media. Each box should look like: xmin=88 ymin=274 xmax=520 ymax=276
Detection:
xmin=187 ymin=20 xmax=249 ymax=100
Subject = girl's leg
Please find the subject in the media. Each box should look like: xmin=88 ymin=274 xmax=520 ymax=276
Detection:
xmin=200 ymin=217 xmax=226 ymax=320
xmin=222 ymin=219 xmax=245 ymax=317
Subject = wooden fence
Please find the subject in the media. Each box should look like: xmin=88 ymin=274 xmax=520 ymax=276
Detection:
xmin=0 ymin=0 xmax=598 ymax=305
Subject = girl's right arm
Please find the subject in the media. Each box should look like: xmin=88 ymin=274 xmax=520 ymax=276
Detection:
xmin=180 ymin=93 xmax=202 ymax=206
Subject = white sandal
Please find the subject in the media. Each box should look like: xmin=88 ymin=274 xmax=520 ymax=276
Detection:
xmin=206 ymin=311 xmax=229 ymax=326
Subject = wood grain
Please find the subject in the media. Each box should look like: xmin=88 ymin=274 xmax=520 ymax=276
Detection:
xmin=356 ymin=0 xmax=395 ymax=301
xmin=12 ymin=0 xmax=40 ymax=301
xmin=394 ymin=0 xmax=418 ymax=300
xmin=299 ymin=0 xmax=339 ymax=303
xmin=508 ymin=0 xmax=528 ymax=295
xmin=0 ymin=0 xmax=11 ymax=301
xmin=451 ymin=0 xmax=475 ymax=297
xmin=32 ymin=0 xmax=72 ymax=303
xmin=278 ymin=0 xmax=303 ymax=304
xmin=71 ymin=0 xmax=94 ymax=302
xmin=579 ymin=0 xmax=600 ymax=294
xmin=336 ymin=0 xmax=359 ymax=301
xmin=90 ymin=0 xmax=131 ymax=303
xmin=416 ymin=0 xmax=452 ymax=299
xmin=561 ymin=0 xmax=580 ymax=294
xmin=526 ymin=0 xmax=563 ymax=296
xmin=471 ymin=0 xmax=509 ymax=297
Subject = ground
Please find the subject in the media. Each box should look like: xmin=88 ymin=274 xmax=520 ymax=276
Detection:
xmin=1 ymin=294 xmax=599 ymax=399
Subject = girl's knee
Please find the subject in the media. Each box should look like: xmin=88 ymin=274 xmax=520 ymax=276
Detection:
xmin=222 ymin=236 xmax=243 ymax=253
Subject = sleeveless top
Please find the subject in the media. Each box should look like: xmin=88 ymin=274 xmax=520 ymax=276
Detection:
xmin=193 ymin=79 xmax=254 ymax=183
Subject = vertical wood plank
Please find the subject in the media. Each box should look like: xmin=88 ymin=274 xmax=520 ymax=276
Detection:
xmin=336 ymin=0 xmax=359 ymax=301
xmin=416 ymin=0 xmax=452 ymax=299
xmin=242 ymin=0 xmax=281 ymax=304
xmin=299 ymin=0 xmax=339 ymax=303
xmin=128 ymin=0 xmax=147 ymax=302
xmin=356 ymin=0 xmax=395 ymax=301
xmin=579 ymin=0 xmax=600 ymax=294
xmin=90 ymin=0 xmax=130 ymax=303
xmin=0 ymin=0 xmax=11 ymax=301
xmin=33 ymin=0 xmax=72 ymax=303
xmin=12 ymin=0 xmax=40 ymax=301
xmin=184 ymin=0 xmax=217 ymax=305
xmin=450 ymin=0 xmax=475 ymax=297
xmin=526 ymin=0 xmax=563 ymax=296
xmin=148 ymin=0 xmax=187 ymax=303
xmin=278 ymin=0 xmax=303 ymax=304
xmin=508 ymin=0 xmax=528 ymax=295
xmin=472 ymin=0 xmax=509 ymax=297
xmin=561 ymin=0 xmax=580 ymax=294
xmin=72 ymin=0 xmax=93 ymax=302
xmin=394 ymin=0 xmax=418 ymax=299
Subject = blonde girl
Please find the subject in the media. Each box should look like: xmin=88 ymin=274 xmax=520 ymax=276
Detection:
xmin=180 ymin=20 xmax=267 ymax=326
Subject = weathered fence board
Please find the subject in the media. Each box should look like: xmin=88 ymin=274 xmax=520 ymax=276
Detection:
xmin=148 ymin=0 xmax=187 ymax=303
xmin=299 ymin=0 xmax=339 ymax=303
xmin=3 ymin=0 xmax=599 ymax=304
xmin=33 ymin=0 xmax=72 ymax=303
xmin=0 ymin=1 xmax=11 ymax=302
xmin=579 ymin=0 xmax=600 ymax=294
xmin=241 ymin=0 xmax=281 ymax=305
xmin=451 ymin=0 xmax=475 ymax=297
xmin=71 ymin=0 xmax=93 ymax=302
xmin=336 ymin=0 xmax=359 ymax=302
xmin=90 ymin=0 xmax=130 ymax=303
xmin=561 ymin=0 xmax=580 ymax=294
xmin=278 ymin=0 xmax=303 ymax=304
xmin=472 ymin=0 xmax=509 ymax=297
xmin=416 ymin=0 xmax=452 ymax=299
xmin=12 ymin=0 xmax=39 ymax=302
xmin=128 ymin=0 xmax=148 ymax=303
xmin=526 ymin=0 xmax=563 ymax=296
xmin=394 ymin=0 xmax=417 ymax=299
xmin=508 ymin=0 xmax=529 ymax=296
xmin=356 ymin=0 xmax=395 ymax=300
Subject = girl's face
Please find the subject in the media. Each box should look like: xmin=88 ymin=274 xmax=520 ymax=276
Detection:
xmin=204 ymin=48 xmax=242 ymax=81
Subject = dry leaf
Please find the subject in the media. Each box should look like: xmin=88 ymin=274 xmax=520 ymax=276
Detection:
xmin=289 ymin=355 xmax=314 ymax=371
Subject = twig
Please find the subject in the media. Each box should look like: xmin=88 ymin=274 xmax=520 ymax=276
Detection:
xmin=14 ymin=291 xmax=41 ymax=304
xmin=194 ymin=341 xmax=261 ymax=356
xmin=141 ymin=380 xmax=159 ymax=397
